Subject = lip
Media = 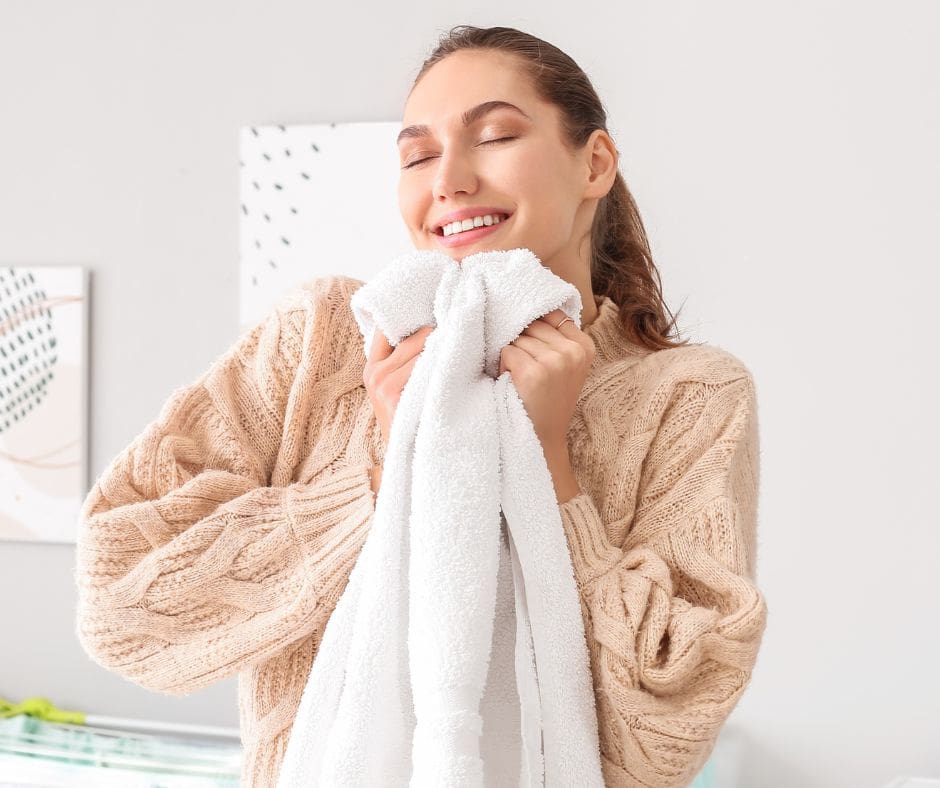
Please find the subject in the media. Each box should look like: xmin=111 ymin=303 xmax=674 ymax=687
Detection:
xmin=433 ymin=212 xmax=512 ymax=249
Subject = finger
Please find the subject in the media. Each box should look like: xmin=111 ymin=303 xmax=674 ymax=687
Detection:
xmin=540 ymin=308 xmax=572 ymax=328
xmin=509 ymin=332 xmax=556 ymax=362
xmin=524 ymin=309 xmax=561 ymax=333
xmin=400 ymin=324 xmax=434 ymax=355
xmin=379 ymin=325 xmax=433 ymax=382
xmin=501 ymin=342 xmax=538 ymax=372
xmin=410 ymin=323 xmax=435 ymax=341
xmin=368 ymin=326 xmax=393 ymax=364
xmin=530 ymin=311 xmax=580 ymax=342
xmin=521 ymin=318 xmax=566 ymax=344
xmin=370 ymin=324 xmax=431 ymax=362
xmin=499 ymin=343 xmax=523 ymax=375
xmin=386 ymin=350 xmax=421 ymax=395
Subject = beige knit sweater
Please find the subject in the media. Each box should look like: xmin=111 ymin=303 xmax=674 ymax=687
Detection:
xmin=74 ymin=274 xmax=768 ymax=787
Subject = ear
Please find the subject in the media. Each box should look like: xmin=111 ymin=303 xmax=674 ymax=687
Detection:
xmin=582 ymin=128 xmax=619 ymax=200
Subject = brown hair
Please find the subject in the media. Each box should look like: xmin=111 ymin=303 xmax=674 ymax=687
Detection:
xmin=409 ymin=25 xmax=692 ymax=352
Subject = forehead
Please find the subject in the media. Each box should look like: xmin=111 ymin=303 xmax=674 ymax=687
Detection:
xmin=402 ymin=50 xmax=536 ymax=126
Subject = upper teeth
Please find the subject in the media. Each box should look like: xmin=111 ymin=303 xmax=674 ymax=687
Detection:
xmin=441 ymin=213 xmax=506 ymax=236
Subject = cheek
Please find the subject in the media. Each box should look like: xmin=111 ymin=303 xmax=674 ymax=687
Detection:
xmin=510 ymin=149 xmax=566 ymax=204
xmin=519 ymin=170 xmax=569 ymax=229
xmin=398 ymin=184 xmax=425 ymax=231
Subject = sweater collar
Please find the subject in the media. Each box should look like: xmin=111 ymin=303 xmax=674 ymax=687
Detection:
xmin=582 ymin=293 xmax=648 ymax=368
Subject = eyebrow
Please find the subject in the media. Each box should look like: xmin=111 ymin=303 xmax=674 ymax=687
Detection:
xmin=396 ymin=100 xmax=532 ymax=146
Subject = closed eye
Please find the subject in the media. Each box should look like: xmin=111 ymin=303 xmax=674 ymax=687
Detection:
xmin=402 ymin=158 xmax=430 ymax=170
xmin=401 ymin=137 xmax=517 ymax=170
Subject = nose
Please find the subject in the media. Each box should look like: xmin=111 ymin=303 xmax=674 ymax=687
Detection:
xmin=432 ymin=149 xmax=478 ymax=202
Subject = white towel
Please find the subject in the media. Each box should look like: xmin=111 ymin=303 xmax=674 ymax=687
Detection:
xmin=277 ymin=247 xmax=605 ymax=787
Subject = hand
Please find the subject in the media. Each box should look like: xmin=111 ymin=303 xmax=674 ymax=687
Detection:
xmin=363 ymin=324 xmax=435 ymax=448
xmin=369 ymin=464 xmax=383 ymax=496
xmin=497 ymin=308 xmax=595 ymax=453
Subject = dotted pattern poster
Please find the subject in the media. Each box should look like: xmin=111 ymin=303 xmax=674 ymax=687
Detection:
xmin=0 ymin=266 xmax=88 ymax=544
xmin=239 ymin=122 xmax=414 ymax=332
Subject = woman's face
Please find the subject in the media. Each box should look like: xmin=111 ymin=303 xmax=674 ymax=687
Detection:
xmin=397 ymin=50 xmax=602 ymax=280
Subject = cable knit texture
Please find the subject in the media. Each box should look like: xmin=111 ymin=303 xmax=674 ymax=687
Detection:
xmin=74 ymin=274 xmax=768 ymax=787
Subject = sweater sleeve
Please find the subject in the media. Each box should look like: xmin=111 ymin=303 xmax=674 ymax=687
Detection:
xmin=74 ymin=278 xmax=376 ymax=697
xmin=558 ymin=371 xmax=768 ymax=787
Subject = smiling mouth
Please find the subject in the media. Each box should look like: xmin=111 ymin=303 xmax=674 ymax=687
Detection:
xmin=433 ymin=212 xmax=512 ymax=236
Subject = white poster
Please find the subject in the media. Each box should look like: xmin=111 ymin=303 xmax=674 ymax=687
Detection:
xmin=239 ymin=121 xmax=413 ymax=332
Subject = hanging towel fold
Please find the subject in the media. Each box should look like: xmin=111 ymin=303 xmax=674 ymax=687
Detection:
xmin=277 ymin=247 xmax=605 ymax=787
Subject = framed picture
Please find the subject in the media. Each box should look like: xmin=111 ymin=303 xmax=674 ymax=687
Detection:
xmin=0 ymin=265 xmax=89 ymax=543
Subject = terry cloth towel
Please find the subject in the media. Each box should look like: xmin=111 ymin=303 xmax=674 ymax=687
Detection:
xmin=276 ymin=247 xmax=605 ymax=787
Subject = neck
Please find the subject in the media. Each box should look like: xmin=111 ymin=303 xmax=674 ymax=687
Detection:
xmin=580 ymin=291 xmax=600 ymax=329
xmin=548 ymin=255 xmax=597 ymax=329
xmin=570 ymin=233 xmax=599 ymax=329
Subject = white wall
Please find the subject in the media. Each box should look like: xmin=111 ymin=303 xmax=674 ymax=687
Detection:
xmin=1 ymin=2 xmax=937 ymax=785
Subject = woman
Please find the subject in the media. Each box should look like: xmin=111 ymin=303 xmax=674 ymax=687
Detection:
xmin=75 ymin=25 xmax=768 ymax=787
